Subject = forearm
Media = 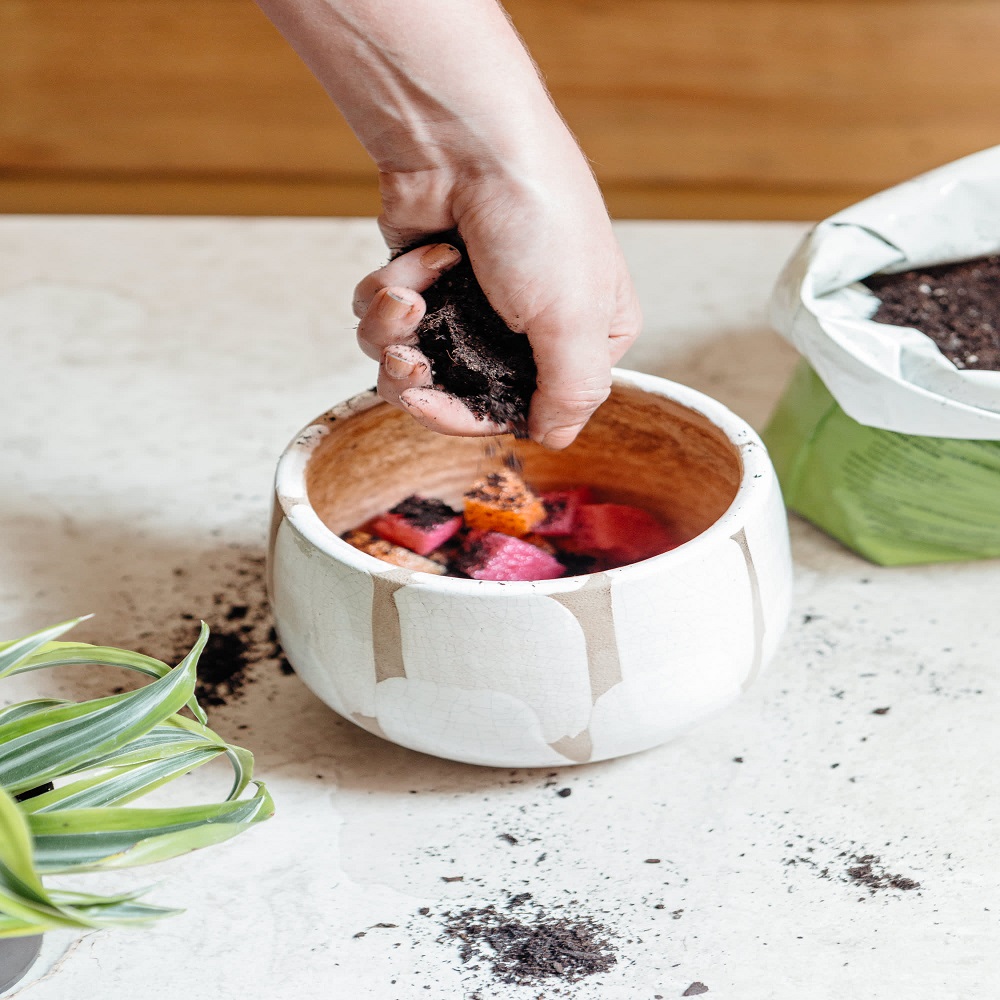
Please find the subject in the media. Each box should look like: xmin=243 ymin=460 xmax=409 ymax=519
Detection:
xmin=254 ymin=0 xmax=569 ymax=174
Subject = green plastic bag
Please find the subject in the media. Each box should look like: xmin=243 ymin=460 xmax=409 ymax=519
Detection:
xmin=764 ymin=361 xmax=1000 ymax=565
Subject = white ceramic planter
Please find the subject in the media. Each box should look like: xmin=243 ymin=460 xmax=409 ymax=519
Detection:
xmin=268 ymin=369 xmax=792 ymax=767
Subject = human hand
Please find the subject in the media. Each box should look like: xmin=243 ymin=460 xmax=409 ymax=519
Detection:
xmin=353 ymin=150 xmax=642 ymax=448
xmin=255 ymin=0 xmax=641 ymax=447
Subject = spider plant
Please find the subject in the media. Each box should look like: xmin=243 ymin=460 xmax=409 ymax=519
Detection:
xmin=0 ymin=616 xmax=274 ymax=939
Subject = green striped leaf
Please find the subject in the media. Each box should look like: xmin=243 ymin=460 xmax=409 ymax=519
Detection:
xmin=0 ymin=788 xmax=84 ymax=932
xmin=0 ymin=625 xmax=207 ymax=793
xmin=0 ymin=618 xmax=87 ymax=681
xmin=21 ymin=747 xmax=223 ymax=813
xmin=79 ymin=717 xmax=225 ymax=771
xmin=0 ymin=618 xmax=274 ymax=935
xmin=0 ymin=699 xmax=68 ymax=727
xmin=18 ymin=642 xmax=207 ymax=724
xmin=30 ymin=782 xmax=274 ymax=873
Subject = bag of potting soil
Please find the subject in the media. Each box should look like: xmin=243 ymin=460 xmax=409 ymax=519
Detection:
xmin=764 ymin=145 xmax=1000 ymax=566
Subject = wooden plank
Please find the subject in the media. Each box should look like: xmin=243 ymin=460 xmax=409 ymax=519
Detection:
xmin=2 ymin=0 xmax=999 ymax=209
xmin=0 ymin=0 xmax=370 ymax=173
xmin=0 ymin=174 xmax=870 ymax=221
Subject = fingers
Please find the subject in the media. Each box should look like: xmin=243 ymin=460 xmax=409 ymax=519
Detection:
xmin=527 ymin=266 xmax=643 ymax=450
xmin=527 ymin=333 xmax=614 ymax=450
xmin=356 ymin=287 xmax=425 ymax=361
xmin=398 ymin=388 xmax=508 ymax=437
xmin=354 ymin=242 xmax=461 ymax=361
xmin=377 ymin=345 xmax=506 ymax=436
xmin=376 ymin=343 xmax=433 ymax=402
xmin=353 ymin=242 xmax=461 ymax=318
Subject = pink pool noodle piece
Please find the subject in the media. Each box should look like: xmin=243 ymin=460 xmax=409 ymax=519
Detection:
xmin=535 ymin=488 xmax=594 ymax=537
xmin=570 ymin=503 xmax=681 ymax=565
xmin=370 ymin=496 xmax=463 ymax=556
xmin=459 ymin=531 xmax=566 ymax=582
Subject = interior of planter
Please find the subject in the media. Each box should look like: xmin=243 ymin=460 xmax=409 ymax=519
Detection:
xmin=305 ymin=381 xmax=742 ymax=545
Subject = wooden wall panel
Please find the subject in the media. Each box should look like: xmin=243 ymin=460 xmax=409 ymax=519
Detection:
xmin=2 ymin=0 xmax=1000 ymax=218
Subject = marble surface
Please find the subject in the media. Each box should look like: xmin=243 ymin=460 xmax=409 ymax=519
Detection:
xmin=1 ymin=217 xmax=997 ymax=999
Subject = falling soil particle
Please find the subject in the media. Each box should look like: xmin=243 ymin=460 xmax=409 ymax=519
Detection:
xmin=439 ymin=897 xmax=617 ymax=986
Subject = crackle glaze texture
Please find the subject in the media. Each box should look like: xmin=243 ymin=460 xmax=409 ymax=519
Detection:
xmin=270 ymin=372 xmax=793 ymax=766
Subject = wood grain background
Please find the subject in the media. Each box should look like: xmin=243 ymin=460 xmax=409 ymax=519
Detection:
xmin=3 ymin=0 xmax=1000 ymax=219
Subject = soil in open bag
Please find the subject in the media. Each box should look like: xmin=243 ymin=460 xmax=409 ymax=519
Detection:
xmin=763 ymin=361 xmax=1000 ymax=565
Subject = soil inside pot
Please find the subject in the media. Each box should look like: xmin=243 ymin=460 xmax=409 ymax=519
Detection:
xmin=865 ymin=254 xmax=1000 ymax=371
xmin=398 ymin=231 xmax=537 ymax=433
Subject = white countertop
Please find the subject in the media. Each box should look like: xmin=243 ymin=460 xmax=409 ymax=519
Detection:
xmin=1 ymin=217 xmax=997 ymax=999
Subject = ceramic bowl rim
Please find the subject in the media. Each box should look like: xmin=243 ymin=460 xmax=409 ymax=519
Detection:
xmin=273 ymin=368 xmax=776 ymax=594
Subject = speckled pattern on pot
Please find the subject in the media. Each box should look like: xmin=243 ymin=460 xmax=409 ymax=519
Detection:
xmin=268 ymin=369 xmax=793 ymax=767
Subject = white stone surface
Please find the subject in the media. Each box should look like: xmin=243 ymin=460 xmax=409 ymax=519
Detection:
xmin=1 ymin=217 xmax=998 ymax=998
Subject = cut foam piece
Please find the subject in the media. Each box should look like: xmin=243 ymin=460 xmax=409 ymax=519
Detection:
xmin=463 ymin=470 xmax=546 ymax=538
xmin=569 ymin=504 xmax=681 ymax=565
xmin=341 ymin=529 xmax=447 ymax=574
xmin=371 ymin=495 xmax=462 ymax=556
xmin=458 ymin=530 xmax=566 ymax=581
xmin=536 ymin=488 xmax=594 ymax=536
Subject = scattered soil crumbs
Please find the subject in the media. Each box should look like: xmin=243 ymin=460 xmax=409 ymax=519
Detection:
xmin=784 ymin=839 xmax=921 ymax=897
xmin=137 ymin=550 xmax=291 ymax=708
xmin=439 ymin=896 xmax=617 ymax=987
xmin=866 ymin=255 xmax=1000 ymax=371
xmin=846 ymin=855 xmax=921 ymax=894
xmin=400 ymin=230 xmax=537 ymax=432
xmin=682 ymin=984 xmax=709 ymax=997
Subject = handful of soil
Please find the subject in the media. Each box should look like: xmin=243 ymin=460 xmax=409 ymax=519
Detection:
xmin=398 ymin=230 xmax=537 ymax=432
xmin=866 ymin=254 xmax=1000 ymax=371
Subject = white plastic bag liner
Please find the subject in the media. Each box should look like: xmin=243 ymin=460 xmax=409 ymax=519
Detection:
xmin=771 ymin=145 xmax=1000 ymax=439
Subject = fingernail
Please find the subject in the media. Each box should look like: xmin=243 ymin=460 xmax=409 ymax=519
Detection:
xmin=399 ymin=389 xmax=426 ymax=417
xmin=376 ymin=290 xmax=414 ymax=321
xmin=539 ymin=424 xmax=584 ymax=450
xmin=421 ymin=243 xmax=461 ymax=271
xmin=383 ymin=350 xmax=416 ymax=380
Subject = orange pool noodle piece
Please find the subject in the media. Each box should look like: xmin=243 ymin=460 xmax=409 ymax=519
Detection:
xmin=341 ymin=529 xmax=447 ymax=575
xmin=463 ymin=470 xmax=546 ymax=538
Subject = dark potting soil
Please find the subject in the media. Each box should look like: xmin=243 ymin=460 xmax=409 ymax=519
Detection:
xmin=398 ymin=231 xmax=537 ymax=432
xmin=388 ymin=495 xmax=460 ymax=529
xmin=439 ymin=897 xmax=617 ymax=986
xmin=137 ymin=551 xmax=291 ymax=708
xmin=866 ymin=255 xmax=1000 ymax=371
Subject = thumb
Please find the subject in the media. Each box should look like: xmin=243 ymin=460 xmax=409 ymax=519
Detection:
xmin=526 ymin=322 xmax=612 ymax=449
